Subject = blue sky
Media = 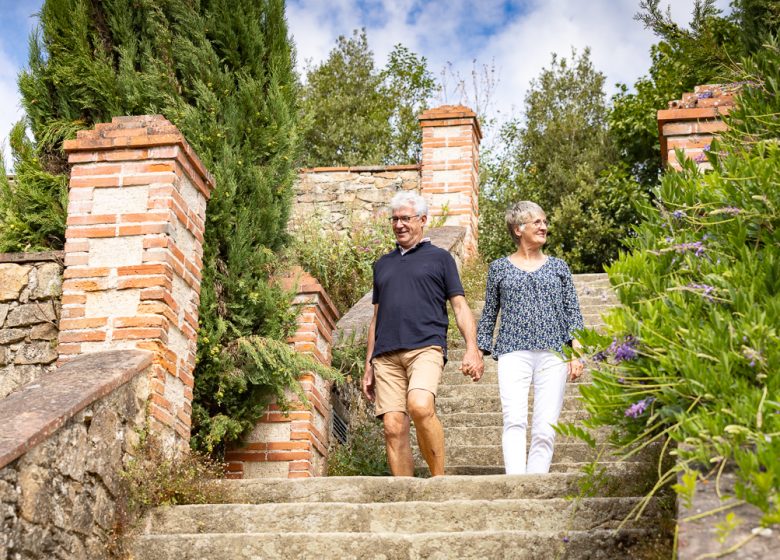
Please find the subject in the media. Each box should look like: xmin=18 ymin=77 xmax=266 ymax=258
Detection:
xmin=1 ymin=0 xmax=732 ymax=169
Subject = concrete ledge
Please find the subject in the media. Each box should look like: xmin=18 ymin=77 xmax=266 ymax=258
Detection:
xmin=0 ymin=251 xmax=64 ymax=264
xmin=0 ymin=349 xmax=153 ymax=469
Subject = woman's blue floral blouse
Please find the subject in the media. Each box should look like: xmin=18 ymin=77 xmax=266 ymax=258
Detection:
xmin=477 ymin=256 xmax=584 ymax=359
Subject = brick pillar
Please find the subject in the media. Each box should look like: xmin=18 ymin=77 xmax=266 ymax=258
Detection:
xmin=658 ymin=84 xmax=740 ymax=170
xmin=58 ymin=115 xmax=214 ymax=447
xmin=225 ymin=268 xmax=339 ymax=479
xmin=419 ymin=105 xmax=481 ymax=255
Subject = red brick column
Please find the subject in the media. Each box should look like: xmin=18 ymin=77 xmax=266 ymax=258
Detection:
xmin=658 ymin=84 xmax=739 ymax=170
xmin=58 ymin=115 xmax=214 ymax=447
xmin=225 ymin=268 xmax=339 ymax=478
xmin=419 ymin=105 xmax=482 ymax=255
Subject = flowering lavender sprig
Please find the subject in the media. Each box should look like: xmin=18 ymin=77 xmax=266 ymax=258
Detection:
xmin=625 ymin=397 xmax=654 ymax=419
xmin=671 ymin=241 xmax=706 ymax=257
xmin=687 ymin=283 xmax=716 ymax=302
xmin=672 ymin=210 xmax=687 ymax=220
xmin=711 ymin=206 xmax=741 ymax=216
xmin=609 ymin=335 xmax=638 ymax=362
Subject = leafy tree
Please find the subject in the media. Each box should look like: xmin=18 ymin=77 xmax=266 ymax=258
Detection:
xmin=480 ymin=49 xmax=642 ymax=272
xmin=300 ymin=29 xmax=437 ymax=166
xmin=572 ymin=39 xmax=780 ymax=525
xmin=3 ymin=0 xmax=321 ymax=455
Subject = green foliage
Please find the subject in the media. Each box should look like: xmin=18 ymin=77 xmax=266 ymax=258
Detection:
xmin=480 ymin=49 xmax=643 ymax=271
xmin=0 ymin=122 xmax=68 ymax=251
xmin=327 ymin=420 xmax=390 ymax=476
xmin=121 ymin=431 xmax=226 ymax=511
xmin=287 ymin=214 xmax=395 ymax=314
xmin=574 ymin=42 xmax=780 ymax=524
xmin=300 ymin=29 xmax=437 ymax=166
xmin=8 ymin=0 xmax=310 ymax=456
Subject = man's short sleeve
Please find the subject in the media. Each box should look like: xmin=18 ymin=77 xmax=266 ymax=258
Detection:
xmin=443 ymin=252 xmax=465 ymax=298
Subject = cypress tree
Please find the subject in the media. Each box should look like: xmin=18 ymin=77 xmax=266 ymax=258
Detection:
xmin=2 ymin=0 xmax=312 ymax=455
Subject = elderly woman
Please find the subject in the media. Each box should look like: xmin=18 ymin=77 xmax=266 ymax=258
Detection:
xmin=477 ymin=201 xmax=584 ymax=474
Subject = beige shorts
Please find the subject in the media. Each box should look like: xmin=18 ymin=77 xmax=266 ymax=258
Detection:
xmin=372 ymin=345 xmax=444 ymax=416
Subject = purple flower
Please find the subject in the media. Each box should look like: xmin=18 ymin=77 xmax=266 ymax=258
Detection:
xmin=703 ymin=144 xmax=712 ymax=152
xmin=609 ymin=336 xmax=638 ymax=362
xmin=665 ymin=236 xmax=673 ymax=243
xmin=672 ymin=210 xmax=686 ymax=219
xmin=618 ymin=377 xmax=626 ymax=384
xmin=563 ymin=536 xmax=570 ymax=544
xmin=721 ymin=207 xmax=741 ymax=215
xmin=593 ymin=351 xmax=608 ymax=362
xmin=625 ymin=398 xmax=654 ymax=419
xmin=697 ymin=91 xmax=714 ymax=99
xmin=672 ymin=241 xmax=706 ymax=257
xmin=693 ymin=153 xmax=707 ymax=163
xmin=688 ymin=283 xmax=716 ymax=301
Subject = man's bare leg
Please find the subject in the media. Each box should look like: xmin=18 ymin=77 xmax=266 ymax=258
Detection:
xmin=407 ymin=389 xmax=445 ymax=476
xmin=382 ymin=411 xmax=414 ymax=476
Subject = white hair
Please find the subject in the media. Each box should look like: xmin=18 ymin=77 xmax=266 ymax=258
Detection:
xmin=506 ymin=201 xmax=545 ymax=243
xmin=390 ymin=191 xmax=428 ymax=217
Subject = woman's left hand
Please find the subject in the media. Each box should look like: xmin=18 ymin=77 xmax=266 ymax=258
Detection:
xmin=568 ymin=358 xmax=584 ymax=382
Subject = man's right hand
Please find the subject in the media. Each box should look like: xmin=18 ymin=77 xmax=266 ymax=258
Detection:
xmin=362 ymin=363 xmax=376 ymax=402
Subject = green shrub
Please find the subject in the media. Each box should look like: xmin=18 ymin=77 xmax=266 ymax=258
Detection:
xmin=328 ymin=421 xmax=390 ymax=476
xmin=569 ymin=41 xmax=780 ymax=525
xmin=288 ymin=214 xmax=394 ymax=314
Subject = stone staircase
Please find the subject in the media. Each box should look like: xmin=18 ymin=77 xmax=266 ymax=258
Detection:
xmin=130 ymin=274 xmax=675 ymax=559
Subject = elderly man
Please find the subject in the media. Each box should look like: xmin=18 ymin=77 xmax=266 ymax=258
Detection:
xmin=362 ymin=191 xmax=484 ymax=476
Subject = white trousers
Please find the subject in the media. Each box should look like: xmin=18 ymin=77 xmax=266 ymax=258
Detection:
xmin=497 ymin=350 xmax=568 ymax=474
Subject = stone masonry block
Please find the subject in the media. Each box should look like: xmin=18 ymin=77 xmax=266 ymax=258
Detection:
xmin=91 ymin=185 xmax=149 ymax=215
xmin=0 ymin=265 xmax=31 ymax=302
xmin=88 ymin=237 xmax=144 ymax=268
xmin=30 ymin=263 xmax=62 ymax=300
xmin=0 ymin=329 xmax=26 ymax=345
xmin=85 ymin=290 xmax=140 ymax=319
xmin=0 ymin=303 xmax=8 ymax=327
xmin=247 ymin=422 xmax=292 ymax=443
xmin=6 ymin=303 xmax=57 ymax=327
xmin=14 ymin=341 xmax=58 ymax=365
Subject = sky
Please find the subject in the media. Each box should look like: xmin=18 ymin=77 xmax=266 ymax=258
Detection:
xmin=0 ymin=0 xmax=732 ymax=169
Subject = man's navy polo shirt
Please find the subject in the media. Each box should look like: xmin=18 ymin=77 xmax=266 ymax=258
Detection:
xmin=371 ymin=241 xmax=464 ymax=360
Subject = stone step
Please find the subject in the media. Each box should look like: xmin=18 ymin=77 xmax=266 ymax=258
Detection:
xmin=436 ymin=394 xmax=584 ymax=415
xmin=439 ymin=443 xmax=656 ymax=468
xmin=440 ymin=409 xmax=590 ymax=428
xmin=131 ymin=527 xmax=671 ymax=560
xmin=140 ymin=497 xmax=667 ymax=536
xmin=438 ymin=460 xmax=653 ymax=476
xmin=427 ymin=426 xmax=612 ymax=448
xmin=441 ymin=368 xmax=593 ymax=385
xmin=214 ymin=472 xmax=653 ymax=504
xmin=437 ymin=382 xmax=587 ymax=400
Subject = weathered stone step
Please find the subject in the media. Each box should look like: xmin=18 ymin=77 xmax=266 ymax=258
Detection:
xmin=430 ymin=426 xmax=612 ymax=448
xmin=441 ymin=443 xmax=656 ymax=467
xmin=437 ymin=382 xmax=587 ymax=400
xmin=436 ymin=394 xmax=584 ymax=415
xmin=214 ymin=472 xmax=650 ymax=504
xmin=440 ymin=409 xmax=590 ymax=428
xmin=131 ymin=527 xmax=671 ymax=560
xmin=141 ymin=497 xmax=667 ymax=535
xmin=439 ymin=460 xmax=654 ymax=476
xmin=441 ymin=368 xmax=593 ymax=384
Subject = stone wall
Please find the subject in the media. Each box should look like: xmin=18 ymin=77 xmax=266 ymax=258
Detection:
xmin=0 ymin=252 xmax=63 ymax=399
xmin=291 ymin=165 xmax=420 ymax=233
xmin=0 ymin=350 xmax=153 ymax=560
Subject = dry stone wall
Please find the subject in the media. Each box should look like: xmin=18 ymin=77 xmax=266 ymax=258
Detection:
xmin=291 ymin=166 xmax=420 ymax=233
xmin=0 ymin=350 xmax=152 ymax=560
xmin=0 ymin=253 xmax=63 ymax=399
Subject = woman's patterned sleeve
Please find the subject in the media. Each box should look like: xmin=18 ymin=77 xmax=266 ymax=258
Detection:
xmin=560 ymin=261 xmax=585 ymax=339
xmin=477 ymin=261 xmax=500 ymax=355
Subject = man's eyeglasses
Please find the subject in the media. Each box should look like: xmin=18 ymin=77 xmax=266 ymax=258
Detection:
xmin=524 ymin=219 xmax=549 ymax=228
xmin=389 ymin=215 xmax=420 ymax=225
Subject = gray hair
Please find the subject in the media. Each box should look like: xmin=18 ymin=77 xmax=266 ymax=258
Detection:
xmin=390 ymin=191 xmax=428 ymax=217
xmin=506 ymin=201 xmax=545 ymax=243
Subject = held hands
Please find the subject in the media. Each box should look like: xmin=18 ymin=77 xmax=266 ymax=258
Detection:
xmin=460 ymin=347 xmax=484 ymax=382
xmin=568 ymin=358 xmax=584 ymax=382
xmin=362 ymin=362 xmax=376 ymax=402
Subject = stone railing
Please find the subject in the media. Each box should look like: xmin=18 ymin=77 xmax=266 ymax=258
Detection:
xmin=0 ymin=252 xmax=63 ymax=399
xmin=0 ymin=350 xmax=153 ymax=559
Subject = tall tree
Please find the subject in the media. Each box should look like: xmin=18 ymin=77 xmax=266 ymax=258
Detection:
xmin=300 ymin=29 xmax=437 ymax=167
xmin=1 ymin=0 xmax=308 ymax=454
xmin=480 ymin=49 xmax=641 ymax=272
